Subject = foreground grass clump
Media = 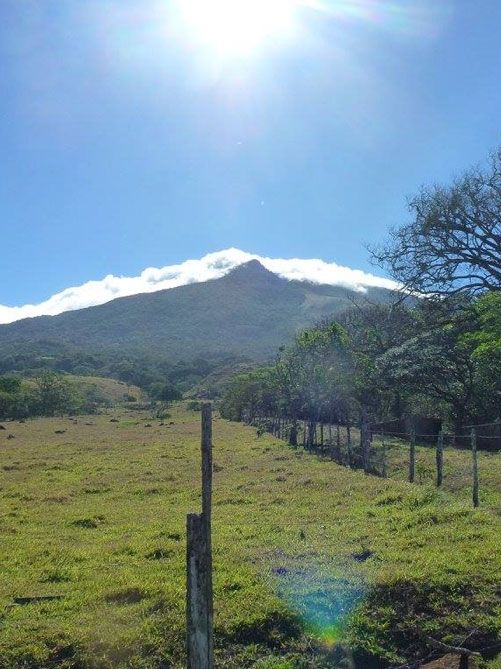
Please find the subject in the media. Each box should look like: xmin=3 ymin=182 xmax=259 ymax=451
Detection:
xmin=0 ymin=405 xmax=499 ymax=668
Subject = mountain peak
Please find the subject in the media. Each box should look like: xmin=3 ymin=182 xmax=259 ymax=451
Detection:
xmin=0 ymin=257 xmax=393 ymax=363
xmin=0 ymin=249 xmax=397 ymax=325
xmin=225 ymin=260 xmax=281 ymax=282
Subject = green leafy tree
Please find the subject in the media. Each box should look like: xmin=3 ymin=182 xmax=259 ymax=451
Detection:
xmin=34 ymin=372 xmax=74 ymax=417
xmin=149 ymin=382 xmax=182 ymax=402
xmin=374 ymin=296 xmax=501 ymax=434
xmin=461 ymin=292 xmax=501 ymax=422
xmin=0 ymin=377 xmax=22 ymax=419
xmin=220 ymin=367 xmax=279 ymax=423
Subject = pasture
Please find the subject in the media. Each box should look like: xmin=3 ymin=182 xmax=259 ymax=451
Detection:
xmin=0 ymin=405 xmax=499 ymax=668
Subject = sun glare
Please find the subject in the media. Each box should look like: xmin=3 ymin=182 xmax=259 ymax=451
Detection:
xmin=179 ymin=0 xmax=298 ymax=56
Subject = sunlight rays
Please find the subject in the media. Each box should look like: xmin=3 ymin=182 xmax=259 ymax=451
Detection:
xmin=174 ymin=0 xmax=450 ymax=62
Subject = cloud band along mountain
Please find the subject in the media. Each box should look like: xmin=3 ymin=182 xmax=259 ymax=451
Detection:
xmin=0 ymin=259 xmax=394 ymax=362
xmin=0 ymin=248 xmax=396 ymax=325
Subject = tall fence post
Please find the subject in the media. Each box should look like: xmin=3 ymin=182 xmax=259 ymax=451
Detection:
xmin=471 ymin=428 xmax=479 ymax=508
xmin=186 ymin=403 xmax=214 ymax=669
xmin=436 ymin=431 xmax=444 ymax=487
xmin=409 ymin=428 xmax=416 ymax=483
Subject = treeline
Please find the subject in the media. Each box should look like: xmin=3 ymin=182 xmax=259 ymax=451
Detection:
xmin=220 ymin=293 xmax=500 ymax=439
xmin=0 ymin=347 xmax=248 ymax=399
xmin=221 ymin=147 xmax=501 ymax=440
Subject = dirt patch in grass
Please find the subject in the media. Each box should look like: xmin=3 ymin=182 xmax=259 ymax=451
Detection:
xmin=104 ymin=587 xmax=148 ymax=605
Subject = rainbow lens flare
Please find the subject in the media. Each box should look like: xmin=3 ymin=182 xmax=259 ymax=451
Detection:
xmin=272 ymin=564 xmax=365 ymax=650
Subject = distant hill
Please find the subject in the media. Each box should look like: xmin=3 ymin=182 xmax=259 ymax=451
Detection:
xmin=0 ymin=260 xmax=392 ymax=363
xmin=66 ymin=376 xmax=143 ymax=405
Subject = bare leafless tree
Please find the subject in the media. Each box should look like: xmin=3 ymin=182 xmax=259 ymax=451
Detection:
xmin=370 ymin=147 xmax=501 ymax=297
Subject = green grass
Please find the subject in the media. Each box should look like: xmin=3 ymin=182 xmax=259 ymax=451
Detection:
xmin=66 ymin=376 xmax=143 ymax=404
xmin=0 ymin=405 xmax=499 ymax=668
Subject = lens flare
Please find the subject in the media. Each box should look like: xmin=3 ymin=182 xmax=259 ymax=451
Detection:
xmin=272 ymin=565 xmax=365 ymax=652
xmin=304 ymin=0 xmax=451 ymax=39
xmin=174 ymin=0 xmax=450 ymax=61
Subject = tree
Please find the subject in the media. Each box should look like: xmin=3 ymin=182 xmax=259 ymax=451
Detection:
xmin=34 ymin=372 xmax=74 ymax=416
xmin=461 ymin=291 xmax=501 ymax=422
xmin=373 ymin=296 xmax=501 ymax=435
xmin=220 ymin=367 xmax=278 ymax=423
xmin=370 ymin=147 xmax=501 ymax=297
xmin=220 ymin=321 xmax=355 ymax=446
xmin=284 ymin=321 xmax=352 ymax=430
xmin=149 ymin=382 xmax=182 ymax=402
xmin=337 ymin=302 xmax=419 ymax=419
xmin=0 ymin=377 xmax=23 ymax=419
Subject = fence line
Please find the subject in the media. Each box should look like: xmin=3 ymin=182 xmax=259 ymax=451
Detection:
xmin=251 ymin=417 xmax=492 ymax=507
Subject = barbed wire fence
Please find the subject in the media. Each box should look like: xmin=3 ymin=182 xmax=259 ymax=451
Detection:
xmin=251 ymin=417 xmax=501 ymax=508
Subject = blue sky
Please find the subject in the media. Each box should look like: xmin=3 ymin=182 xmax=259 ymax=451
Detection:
xmin=1 ymin=0 xmax=500 ymax=307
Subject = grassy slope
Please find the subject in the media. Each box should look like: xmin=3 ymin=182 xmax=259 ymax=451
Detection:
xmin=66 ymin=376 xmax=143 ymax=404
xmin=20 ymin=376 xmax=143 ymax=406
xmin=0 ymin=406 xmax=499 ymax=669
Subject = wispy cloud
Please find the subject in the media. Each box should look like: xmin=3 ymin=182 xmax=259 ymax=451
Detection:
xmin=0 ymin=248 xmax=397 ymax=324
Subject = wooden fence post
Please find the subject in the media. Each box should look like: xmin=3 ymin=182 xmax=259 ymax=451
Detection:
xmin=186 ymin=514 xmax=211 ymax=669
xmin=186 ymin=403 xmax=214 ymax=669
xmin=346 ymin=424 xmax=352 ymax=468
xmin=409 ymin=428 xmax=416 ymax=483
xmin=381 ymin=433 xmax=387 ymax=478
xmin=307 ymin=421 xmax=315 ymax=451
xmin=471 ymin=428 xmax=479 ymax=508
xmin=361 ymin=409 xmax=370 ymax=473
xmin=436 ymin=431 xmax=444 ymax=487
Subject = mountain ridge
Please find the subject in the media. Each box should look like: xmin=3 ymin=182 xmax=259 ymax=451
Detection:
xmin=0 ymin=260 xmax=393 ymax=362
xmin=0 ymin=248 xmax=397 ymax=325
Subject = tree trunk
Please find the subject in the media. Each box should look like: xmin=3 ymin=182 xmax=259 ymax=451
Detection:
xmin=308 ymin=421 xmax=316 ymax=450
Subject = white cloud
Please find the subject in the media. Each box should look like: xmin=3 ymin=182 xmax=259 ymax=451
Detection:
xmin=0 ymin=248 xmax=397 ymax=324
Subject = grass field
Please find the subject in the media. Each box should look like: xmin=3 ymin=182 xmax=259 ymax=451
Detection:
xmin=0 ymin=405 xmax=499 ymax=669
xmin=66 ymin=377 xmax=143 ymax=404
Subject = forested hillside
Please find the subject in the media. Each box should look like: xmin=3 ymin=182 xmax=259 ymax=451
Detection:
xmin=0 ymin=261 xmax=391 ymax=362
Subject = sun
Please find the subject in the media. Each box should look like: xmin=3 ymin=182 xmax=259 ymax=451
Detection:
xmin=178 ymin=0 xmax=299 ymax=57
